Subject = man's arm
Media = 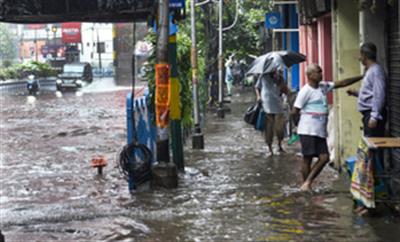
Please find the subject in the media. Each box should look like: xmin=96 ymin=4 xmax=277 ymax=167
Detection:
xmin=279 ymin=78 xmax=290 ymax=95
xmin=291 ymin=107 xmax=301 ymax=126
xmin=370 ymin=70 xmax=386 ymax=122
xmin=333 ymin=75 xmax=363 ymax=89
xmin=255 ymin=87 xmax=261 ymax=102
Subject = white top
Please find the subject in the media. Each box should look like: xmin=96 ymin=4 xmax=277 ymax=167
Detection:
xmin=255 ymin=74 xmax=284 ymax=114
xmin=294 ymin=82 xmax=334 ymax=138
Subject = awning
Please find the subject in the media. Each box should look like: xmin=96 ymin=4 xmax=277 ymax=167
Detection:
xmin=0 ymin=0 xmax=157 ymax=23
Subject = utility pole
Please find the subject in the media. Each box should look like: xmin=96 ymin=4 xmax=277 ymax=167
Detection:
xmin=217 ymin=0 xmax=225 ymax=118
xmin=152 ymin=0 xmax=178 ymax=188
xmin=156 ymin=0 xmax=169 ymax=163
xmin=96 ymin=26 xmax=102 ymax=70
xmin=190 ymin=0 xmax=204 ymax=149
xmin=169 ymin=28 xmax=185 ymax=169
xmin=34 ymin=29 xmax=38 ymax=61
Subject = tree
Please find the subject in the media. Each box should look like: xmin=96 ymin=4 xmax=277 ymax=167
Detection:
xmin=223 ymin=1 xmax=272 ymax=58
xmin=0 ymin=23 xmax=18 ymax=66
xmin=190 ymin=0 xmax=272 ymax=88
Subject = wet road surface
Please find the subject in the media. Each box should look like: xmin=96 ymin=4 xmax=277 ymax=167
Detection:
xmin=1 ymin=85 xmax=400 ymax=241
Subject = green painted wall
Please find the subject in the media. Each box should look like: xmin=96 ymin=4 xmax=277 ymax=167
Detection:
xmin=332 ymin=0 xmax=363 ymax=164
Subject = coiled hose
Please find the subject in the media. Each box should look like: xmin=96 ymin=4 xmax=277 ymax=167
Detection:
xmin=117 ymin=142 xmax=153 ymax=186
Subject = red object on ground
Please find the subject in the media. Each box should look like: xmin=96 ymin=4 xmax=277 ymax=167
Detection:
xmin=91 ymin=155 xmax=107 ymax=175
xmin=91 ymin=155 xmax=107 ymax=167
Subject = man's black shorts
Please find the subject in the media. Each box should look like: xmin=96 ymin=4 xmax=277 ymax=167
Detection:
xmin=299 ymin=135 xmax=329 ymax=157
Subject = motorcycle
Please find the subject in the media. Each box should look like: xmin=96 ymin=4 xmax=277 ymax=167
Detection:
xmin=26 ymin=75 xmax=40 ymax=96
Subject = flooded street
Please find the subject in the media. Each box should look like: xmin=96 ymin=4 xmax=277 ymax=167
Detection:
xmin=1 ymin=86 xmax=400 ymax=242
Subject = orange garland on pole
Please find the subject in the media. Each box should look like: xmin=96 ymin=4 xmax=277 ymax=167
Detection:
xmin=155 ymin=63 xmax=170 ymax=128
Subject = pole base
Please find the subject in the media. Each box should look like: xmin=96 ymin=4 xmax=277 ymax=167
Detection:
xmin=156 ymin=139 xmax=170 ymax=163
xmin=151 ymin=162 xmax=178 ymax=189
xmin=217 ymin=107 xmax=225 ymax=119
xmin=192 ymin=133 xmax=204 ymax=149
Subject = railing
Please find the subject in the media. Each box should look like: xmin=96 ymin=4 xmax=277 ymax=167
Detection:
xmin=126 ymin=88 xmax=157 ymax=163
xmin=0 ymin=78 xmax=57 ymax=95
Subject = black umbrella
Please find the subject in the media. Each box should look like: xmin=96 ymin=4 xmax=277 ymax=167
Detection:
xmin=247 ymin=50 xmax=306 ymax=75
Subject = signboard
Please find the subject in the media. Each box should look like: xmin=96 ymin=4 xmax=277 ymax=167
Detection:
xmin=169 ymin=0 xmax=185 ymax=8
xmin=61 ymin=22 xmax=81 ymax=43
xmin=153 ymin=15 xmax=178 ymax=36
xmin=265 ymin=12 xmax=282 ymax=29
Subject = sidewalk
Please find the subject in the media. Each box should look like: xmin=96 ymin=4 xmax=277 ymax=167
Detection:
xmin=181 ymin=88 xmax=400 ymax=241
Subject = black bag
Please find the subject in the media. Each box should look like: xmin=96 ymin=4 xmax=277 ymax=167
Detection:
xmin=244 ymin=102 xmax=261 ymax=126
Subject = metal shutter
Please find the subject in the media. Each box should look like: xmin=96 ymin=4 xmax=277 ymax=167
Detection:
xmin=388 ymin=0 xmax=400 ymax=193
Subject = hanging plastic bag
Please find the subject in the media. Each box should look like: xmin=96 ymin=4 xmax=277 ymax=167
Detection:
xmin=244 ymin=102 xmax=261 ymax=127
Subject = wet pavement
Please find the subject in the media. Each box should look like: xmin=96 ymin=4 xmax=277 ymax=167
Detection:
xmin=1 ymin=84 xmax=400 ymax=241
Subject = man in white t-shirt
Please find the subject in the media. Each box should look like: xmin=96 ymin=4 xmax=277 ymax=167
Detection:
xmin=255 ymin=70 xmax=289 ymax=156
xmin=292 ymin=64 xmax=363 ymax=192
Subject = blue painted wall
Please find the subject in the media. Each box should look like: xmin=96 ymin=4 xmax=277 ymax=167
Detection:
xmin=289 ymin=5 xmax=299 ymax=91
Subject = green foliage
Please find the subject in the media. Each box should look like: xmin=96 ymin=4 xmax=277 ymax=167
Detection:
xmin=143 ymin=0 xmax=271 ymax=130
xmin=144 ymin=30 xmax=157 ymax=122
xmin=222 ymin=0 xmax=272 ymax=58
xmin=0 ymin=61 xmax=57 ymax=81
xmin=0 ymin=23 xmax=18 ymax=66
xmin=194 ymin=1 xmax=272 ymax=62
xmin=176 ymin=30 xmax=194 ymax=129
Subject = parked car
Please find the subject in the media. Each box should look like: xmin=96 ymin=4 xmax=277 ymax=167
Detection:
xmin=56 ymin=63 xmax=93 ymax=91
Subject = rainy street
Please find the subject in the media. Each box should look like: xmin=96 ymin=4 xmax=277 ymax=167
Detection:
xmin=1 ymin=86 xmax=399 ymax=242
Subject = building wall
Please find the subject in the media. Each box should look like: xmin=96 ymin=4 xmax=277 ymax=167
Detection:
xmin=19 ymin=24 xmax=62 ymax=63
xmin=318 ymin=15 xmax=333 ymax=103
xmin=299 ymin=23 xmax=319 ymax=87
xmin=80 ymin=23 xmax=114 ymax=70
xmin=332 ymin=0 xmax=363 ymax=164
xmin=360 ymin=2 xmax=388 ymax=69
xmin=289 ymin=4 xmax=300 ymax=91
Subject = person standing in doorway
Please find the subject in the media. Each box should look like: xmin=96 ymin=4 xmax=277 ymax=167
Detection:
xmin=255 ymin=69 xmax=289 ymax=156
xmin=347 ymin=42 xmax=387 ymax=214
xmin=347 ymin=42 xmax=387 ymax=137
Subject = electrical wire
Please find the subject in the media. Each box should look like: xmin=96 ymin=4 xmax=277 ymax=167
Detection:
xmin=116 ymin=22 xmax=153 ymax=187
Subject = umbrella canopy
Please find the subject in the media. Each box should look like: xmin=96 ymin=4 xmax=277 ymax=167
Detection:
xmin=246 ymin=51 xmax=306 ymax=75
